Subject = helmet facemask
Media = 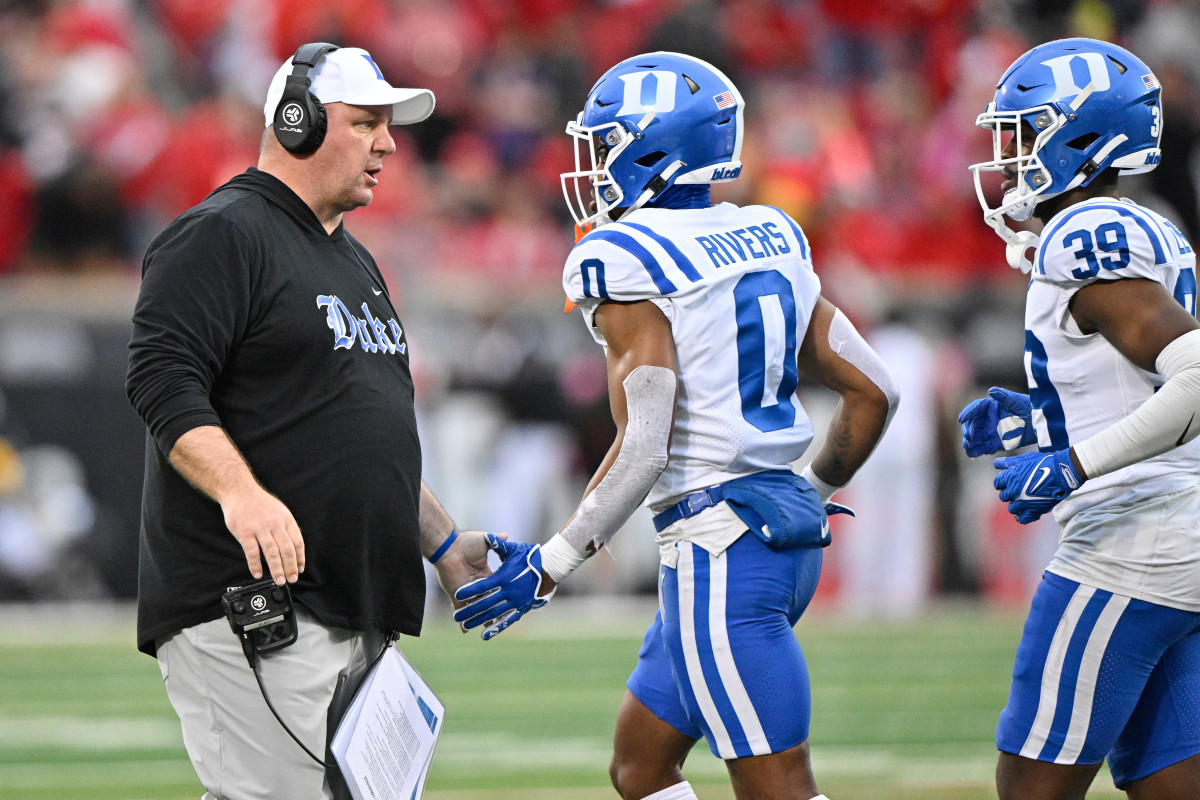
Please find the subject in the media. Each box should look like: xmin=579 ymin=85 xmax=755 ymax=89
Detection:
xmin=562 ymin=116 xmax=642 ymax=230
xmin=969 ymin=85 xmax=1104 ymax=273
xmin=970 ymin=103 xmax=1065 ymax=227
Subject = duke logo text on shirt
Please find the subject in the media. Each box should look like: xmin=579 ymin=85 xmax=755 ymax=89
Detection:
xmin=316 ymin=295 xmax=407 ymax=355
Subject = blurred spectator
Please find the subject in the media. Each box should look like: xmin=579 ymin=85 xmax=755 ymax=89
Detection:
xmin=1130 ymin=1 xmax=1200 ymax=240
xmin=25 ymin=162 xmax=133 ymax=273
xmin=0 ymin=149 xmax=33 ymax=274
xmin=837 ymin=319 xmax=940 ymax=619
xmin=2 ymin=0 xmax=1189 ymax=285
xmin=0 ymin=392 xmax=108 ymax=601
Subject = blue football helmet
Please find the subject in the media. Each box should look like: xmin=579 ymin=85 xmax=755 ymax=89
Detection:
xmin=561 ymin=52 xmax=744 ymax=229
xmin=970 ymin=38 xmax=1162 ymax=265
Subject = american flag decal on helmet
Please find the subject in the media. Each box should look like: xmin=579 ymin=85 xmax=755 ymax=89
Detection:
xmin=1143 ymin=73 xmax=1159 ymax=90
xmin=714 ymin=91 xmax=735 ymax=109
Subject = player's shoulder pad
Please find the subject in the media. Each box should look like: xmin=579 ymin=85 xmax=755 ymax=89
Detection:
xmin=562 ymin=221 xmax=679 ymax=305
xmin=1035 ymin=200 xmax=1179 ymax=286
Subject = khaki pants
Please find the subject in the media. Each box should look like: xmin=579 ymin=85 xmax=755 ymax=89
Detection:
xmin=157 ymin=604 xmax=385 ymax=800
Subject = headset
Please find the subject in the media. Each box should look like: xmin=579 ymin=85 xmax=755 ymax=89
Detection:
xmin=273 ymin=42 xmax=339 ymax=155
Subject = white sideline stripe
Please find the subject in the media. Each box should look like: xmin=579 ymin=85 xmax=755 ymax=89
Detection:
xmin=706 ymin=549 xmax=770 ymax=755
xmin=0 ymin=759 xmax=198 ymax=790
xmin=0 ymin=716 xmax=181 ymax=749
xmin=1020 ymin=584 xmax=1096 ymax=758
xmin=1058 ymin=594 xmax=1129 ymax=763
xmin=677 ymin=544 xmax=735 ymax=757
xmin=0 ymin=746 xmax=1009 ymax=791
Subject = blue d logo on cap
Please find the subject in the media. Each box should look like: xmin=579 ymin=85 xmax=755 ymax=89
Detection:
xmin=361 ymin=53 xmax=384 ymax=81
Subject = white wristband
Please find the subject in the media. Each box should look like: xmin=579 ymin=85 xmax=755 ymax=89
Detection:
xmin=800 ymin=464 xmax=842 ymax=503
xmin=539 ymin=534 xmax=587 ymax=583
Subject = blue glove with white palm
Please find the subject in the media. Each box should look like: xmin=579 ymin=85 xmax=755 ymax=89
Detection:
xmin=993 ymin=449 xmax=1083 ymax=524
xmin=958 ymin=387 xmax=1037 ymax=457
xmin=453 ymin=533 xmax=554 ymax=640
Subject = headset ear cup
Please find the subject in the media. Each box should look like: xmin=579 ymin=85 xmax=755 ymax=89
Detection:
xmin=305 ymin=98 xmax=327 ymax=153
xmin=273 ymin=42 xmax=339 ymax=155
xmin=275 ymin=90 xmax=325 ymax=155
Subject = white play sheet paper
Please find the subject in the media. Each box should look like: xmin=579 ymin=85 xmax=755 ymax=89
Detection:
xmin=332 ymin=646 xmax=443 ymax=800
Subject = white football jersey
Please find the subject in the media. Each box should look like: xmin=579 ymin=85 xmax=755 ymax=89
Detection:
xmin=563 ymin=202 xmax=822 ymax=509
xmin=1026 ymin=197 xmax=1200 ymax=610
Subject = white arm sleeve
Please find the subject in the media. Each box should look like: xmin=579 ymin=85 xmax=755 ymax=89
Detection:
xmin=828 ymin=309 xmax=900 ymax=426
xmin=799 ymin=310 xmax=901 ymax=499
xmin=539 ymin=365 xmax=676 ymax=583
xmin=1074 ymin=328 xmax=1200 ymax=479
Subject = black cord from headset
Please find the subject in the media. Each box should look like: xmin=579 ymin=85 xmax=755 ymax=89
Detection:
xmin=241 ymin=633 xmax=394 ymax=769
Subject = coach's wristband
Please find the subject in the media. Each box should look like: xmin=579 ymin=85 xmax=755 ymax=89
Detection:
xmin=429 ymin=529 xmax=459 ymax=564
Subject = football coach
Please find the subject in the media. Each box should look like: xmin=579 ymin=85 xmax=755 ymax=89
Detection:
xmin=126 ymin=43 xmax=491 ymax=799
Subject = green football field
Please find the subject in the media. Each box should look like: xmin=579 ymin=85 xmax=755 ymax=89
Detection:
xmin=0 ymin=598 xmax=1126 ymax=800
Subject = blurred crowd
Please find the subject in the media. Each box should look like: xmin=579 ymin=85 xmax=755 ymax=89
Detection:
xmin=2 ymin=0 xmax=1199 ymax=611
xmin=5 ymin=0 xmax=1197 ymax=288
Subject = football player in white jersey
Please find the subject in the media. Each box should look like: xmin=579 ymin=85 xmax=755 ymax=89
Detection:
xmin=963 ymin=38 xmax=1200 ymax=800
xmin=453 ymin=53 xmax=898 ymax=799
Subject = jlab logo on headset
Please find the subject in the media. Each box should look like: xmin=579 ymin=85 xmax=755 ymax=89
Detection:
xmin=282 ymin=102 xmax=305 ymax=126
xmin=250 ymin=594 xmax=268 ymax=612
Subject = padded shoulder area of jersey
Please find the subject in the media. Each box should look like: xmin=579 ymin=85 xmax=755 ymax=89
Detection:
xmin=1035 ymin=202 xmax=1171 ymax=287
xmin=563 ymin=223 xmax=683 ymax=306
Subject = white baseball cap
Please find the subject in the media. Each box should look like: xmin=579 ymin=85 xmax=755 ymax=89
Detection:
xmin=263 ymin=46 xmax=435 ymax=127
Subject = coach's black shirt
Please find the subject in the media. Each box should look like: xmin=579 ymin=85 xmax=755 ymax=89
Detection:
xmin=127 ymin=168 xmax=423 ymax=656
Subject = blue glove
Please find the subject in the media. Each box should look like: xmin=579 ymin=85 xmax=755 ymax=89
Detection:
xmin=958 ymin=387 xmax=1036 ymax=457
xmin=453 ymin=534 xmax=554 ymax=640
xmin=992 ymin=449 xmax=1083 ymax=524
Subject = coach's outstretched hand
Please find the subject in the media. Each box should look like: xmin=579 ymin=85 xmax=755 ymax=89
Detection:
xmin=453 ymin=534 xmax=555 ymax=640
xmin=431 ymin=528 xmax=494 ymax=601
xmin=993 ymin=449 xmax=1083 ymax=524
xmin=958 ymin=387 xmax=1037 ymax=457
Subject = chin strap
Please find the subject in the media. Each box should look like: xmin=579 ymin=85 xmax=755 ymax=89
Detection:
xmin=624 ymin=160 xmax=685 ymax=218
xmin=985 ymin=215 xmax=1038 ymax=274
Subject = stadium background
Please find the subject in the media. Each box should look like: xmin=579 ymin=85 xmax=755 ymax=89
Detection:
xmin=0 ymin=0 xmax=1195 ymax=797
